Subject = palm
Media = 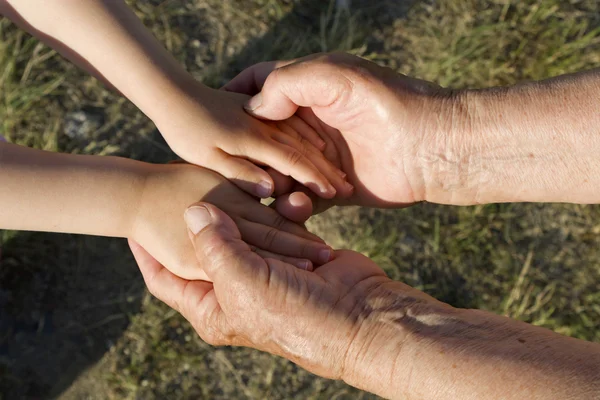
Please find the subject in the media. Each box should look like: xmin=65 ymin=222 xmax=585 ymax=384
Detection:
xmin=297 ymin=106 xmax=417 ymax=210
xmin=131 ymin=235 xmax=389 ymax=380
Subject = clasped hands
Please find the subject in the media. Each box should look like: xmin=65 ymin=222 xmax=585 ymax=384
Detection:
xmin=130 ymin=53 xmax=600 ymax=399
xmin=130 ymin=53 xmax=458 ymax=395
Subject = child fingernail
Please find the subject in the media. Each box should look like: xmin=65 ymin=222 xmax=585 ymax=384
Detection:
xmin=344 ymin=181 xmax=354 ymax=193
xmin=257 ymin=180 xmax=273 ymax=198
xmin=336 ymin=169 xmax=347 ymax=179
xmin=323 ymin=183 xmax=336 ymax=196
xmin=184 ymin=206 xmax=212 ymax=235
xmin=245 ymin=93 xmax=263 ymax=111
xmin=318 ymin=248 xmax=332 ymax=264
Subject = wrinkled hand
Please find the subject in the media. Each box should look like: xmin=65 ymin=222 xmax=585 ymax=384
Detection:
xmin=129 ymin=202 xmax=400 ymax=380
xmin=225 ymin=52 xmax=458 ymax=212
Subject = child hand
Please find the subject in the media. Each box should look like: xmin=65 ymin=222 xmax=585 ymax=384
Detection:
xmin=130 ymin=162 xmax=332 ymax=281
xmin=152 ymin=85 xmax=353 ymax=200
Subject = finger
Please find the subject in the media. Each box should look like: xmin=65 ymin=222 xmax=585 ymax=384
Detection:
xmin=212 ymin=150 xmax=274 ymax=198
xmin=222 ymin=60 xmax=297 ymax=95
xmin=278 ymin=116 xmax=326 ymax=151
xmin=244 ymin=53 xmax=355 ymax=121
xmin=271 ymin=131 xmax=352 ymax=197
xmin=266 ymin=167 xmax=295 ymax=197
xmin=241 ymin=200 xmax=325 ymax=243
xmin=272 ymin=192 xmax=313 ymax=224
xmin=251 ymin=247 xmax=313 ymax=271
xmin=276 ymin=182 xmax=335 ymax=216
xmin=128 ymin=239 xmax=214 ymax=314
xmin=274 ymin=121 xmax=326 ymax=157
xmin=184 ymin=203 xmax=272 ymax=286
xmin=236 ymin=218 xmax=333 ymax=265
xmin=247 ymin=139 xmax=337 ymax=198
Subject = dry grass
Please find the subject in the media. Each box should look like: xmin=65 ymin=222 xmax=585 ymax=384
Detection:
xmin=1 ymin=0 xmax=599 ymax=399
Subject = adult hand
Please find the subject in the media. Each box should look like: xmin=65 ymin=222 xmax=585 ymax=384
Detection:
xmin=129 ymin=202 xmax=397 ymax=382
xmin=130 ymin=202 xmax=600 ymax=399
xmin=227 ymin=54 xmax=600 ymax=208
xmin=224 ymin=52 xmax=460 ymax=211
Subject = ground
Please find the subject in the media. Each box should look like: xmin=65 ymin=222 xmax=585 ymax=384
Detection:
xmin=0 ymin=0 xmax=599 ymax=399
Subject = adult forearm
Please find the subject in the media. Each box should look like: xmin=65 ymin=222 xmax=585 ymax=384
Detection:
xmin=0 ymin=142 xmax=146 ymax=237
xmin=343 ymin=281 xmax=600 ymax=399
xmin=1 ymin=0 xmax=204 ymax=124
xmin=423 ymin=68 xmax=600 ymax=205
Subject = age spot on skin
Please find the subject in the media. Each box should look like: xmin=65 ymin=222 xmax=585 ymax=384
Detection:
xmin=528 ymin=153 xmax=534 ymax=158
xmin=518 ymin=338 xmax=526 ymax=344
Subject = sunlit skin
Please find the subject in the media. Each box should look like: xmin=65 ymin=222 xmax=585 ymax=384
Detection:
xmin=131 ymin=53 xmax=600 ymax=398
xmin=132 ymin=203 xmax=600 ymax=400
xmin=225 ymin=53 xmax=600 ymax=214
xmin=0 ymin=0 xmax=353 ymax=200
xmin=0 ymin=143 xmax=332 ymax=280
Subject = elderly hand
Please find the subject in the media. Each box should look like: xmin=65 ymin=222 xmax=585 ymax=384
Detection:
xmin=130 ymin=202 xmax=600 ymax=399
xmin=130 ymin=202 xmax=398 ymax=381
xmin=227 ymin=54 xmax=600 ymax=208
xmin=224 ymin=52 xmax=461 ymax=211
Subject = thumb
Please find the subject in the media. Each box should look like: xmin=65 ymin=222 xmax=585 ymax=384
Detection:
xmin=244 ymin=55 xmax=353 ymax=121
xmin=183 ymin=202 xmax=260 ymax=284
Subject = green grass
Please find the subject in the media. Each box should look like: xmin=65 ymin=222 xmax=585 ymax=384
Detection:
xmin=1 ymin=0 xmax=599 ymax=399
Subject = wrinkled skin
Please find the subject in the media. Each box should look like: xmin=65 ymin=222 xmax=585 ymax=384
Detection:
xmin=129 ymin=203 xmax=434 ymax=380
xmin=224 ymin=52 xmax=457 ymax=212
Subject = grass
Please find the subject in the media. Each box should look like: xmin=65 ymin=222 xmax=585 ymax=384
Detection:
xmin=0 ymin=0 xmax=599 ymax=399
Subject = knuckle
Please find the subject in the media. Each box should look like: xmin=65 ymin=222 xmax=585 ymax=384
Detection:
xmin=201 ymin=235 xmax=228 ymax=263
xmin=296 ymin=136 xmax=311 ymax=155
xmin=286 ymin=148 xmax=304 ymax=167
xmin=300 ymin=241 xmax=313 ymax=259
xmin=264 ymin=66 xmax=283 ymax=89
xmin=232 ymin=163 xmax=256 ymax=182
xmin=271 ymin=213 xmax=288 ymax=231
xmin=200 ymin=328 xmax=225 ymax=346
xmin=262 ymin=227 xmax=279 ymax=248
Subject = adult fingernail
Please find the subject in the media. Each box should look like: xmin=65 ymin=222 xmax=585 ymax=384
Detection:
xmin=256 ymin=180 xmax=273 ymax=198
xmin=295 ymin=260 xmax=312 ymax=270
xmin=245 ymin=92 xmax=263 ymax=111
xmin=317 ymin=139 xmax=327 ymax=150
xmin=318 ymin=248 xmax=332 ymax=264
xmin=184 ymin=206 xmax=212 ymax=235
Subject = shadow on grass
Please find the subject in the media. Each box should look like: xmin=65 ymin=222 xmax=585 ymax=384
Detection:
xmin=0 ymin=233 xmax=145 ymax=398
xmin=0 ymin=1 xmax=431 ymax=398
xmin=218 ymin=0 xmax=416 ymax=83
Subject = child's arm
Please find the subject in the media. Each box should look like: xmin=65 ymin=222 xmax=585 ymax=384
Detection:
xmin=0 ymin=142 xmax=332 ymax=280
xmin=0 ymin=0 xmax=352 ymax=199
xmin=0 ymin=142 xmax=145 ymax=237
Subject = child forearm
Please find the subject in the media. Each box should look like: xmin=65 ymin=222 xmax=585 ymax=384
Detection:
xmin=0 ymin=1 xmax=351 ymax=200
xmin=0 ymin=0 xmax=198 ymax=124
xmin=0 ymin=142 xmax=147 ymax=237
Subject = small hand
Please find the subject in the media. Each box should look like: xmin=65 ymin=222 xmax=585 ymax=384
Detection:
xmin=153 ymin=84 xmax=353 ymax=200
xmin=130 ymin=163 xmax=333 ymax=281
